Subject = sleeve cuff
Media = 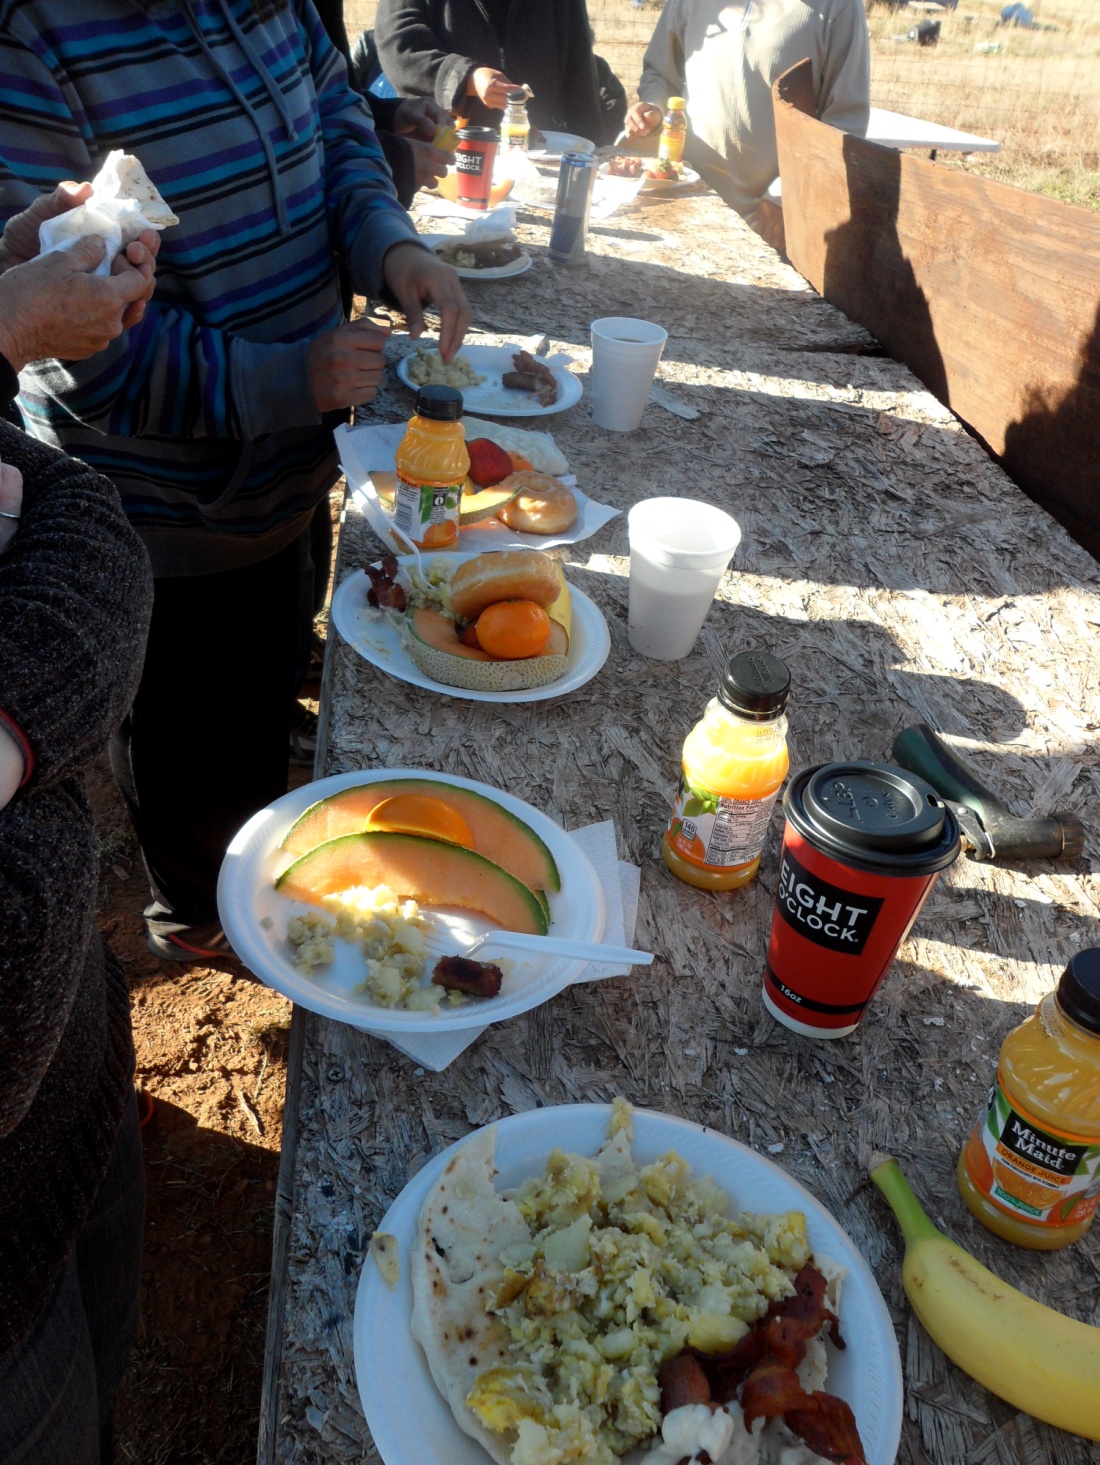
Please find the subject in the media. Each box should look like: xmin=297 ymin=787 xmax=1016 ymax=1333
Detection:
xmin=230 ymin=337 xmax=321 ymax=440
xmin=347 ymin=208 xmax=427 ymax=299
xmin=0 ymin=707 xmax=35 ymax=789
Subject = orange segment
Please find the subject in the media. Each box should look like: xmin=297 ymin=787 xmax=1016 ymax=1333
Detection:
xmin=365 ymin=794 xmax=474 ymax=848
xmin=475 ymin=601 xmax=552 ymax=659
xmin=508 ymin=452 xmax=533 ymax=471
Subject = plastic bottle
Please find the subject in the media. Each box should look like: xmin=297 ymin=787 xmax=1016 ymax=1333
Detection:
xmin=501 ymin=90 xmax=531 ymax=152
xmin=957 ymin=948 xmax=1100 ymax=1250
xmin=393 ymin=386 xmax=469 ymax=550
xmin=662 ymin=651 xmax=791 ymax=891
xmin=658 ymin=97 xmax=688 ymax=166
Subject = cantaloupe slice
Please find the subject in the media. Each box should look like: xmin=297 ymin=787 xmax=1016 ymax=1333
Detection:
xmin=405 ymin=605 xmax=568 ymax=692
xmin=282 ymin=779 xmax=561 ymax=893
xmin=276 ymin=832 xmax=549 ymax=935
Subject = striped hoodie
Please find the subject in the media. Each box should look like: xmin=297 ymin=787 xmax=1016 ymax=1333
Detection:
xmin=0 ymin=0 xmax=424 ymax=574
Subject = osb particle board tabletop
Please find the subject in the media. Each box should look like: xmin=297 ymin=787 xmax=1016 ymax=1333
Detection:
xmin=258 ymin=188 xmax=1100 ymax=1465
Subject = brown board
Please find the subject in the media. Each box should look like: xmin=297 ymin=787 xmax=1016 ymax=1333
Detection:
xmin=773 ymin=59 xmax=1100 ymax=561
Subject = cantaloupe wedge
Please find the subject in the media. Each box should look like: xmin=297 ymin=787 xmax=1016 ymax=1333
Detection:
xmin=276 ymin=832 xmax=549 ymax=935
xmin=282 ymin=778 xmax=561 ymax=893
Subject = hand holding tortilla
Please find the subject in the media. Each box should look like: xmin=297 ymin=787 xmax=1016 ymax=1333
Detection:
xmin=37 ymin=151 xmax=178 ymax=277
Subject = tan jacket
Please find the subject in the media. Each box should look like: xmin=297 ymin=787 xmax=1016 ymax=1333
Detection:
xmin=639 ymin=0 xmax=870 ymax=223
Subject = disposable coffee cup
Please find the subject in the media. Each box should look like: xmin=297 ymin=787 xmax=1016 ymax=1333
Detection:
xmin=590 ymin=317 xmax=668 ymax=432
xmin=764 ymin=761 xmax=961 ymax=1039
xmin=627 ymin=497 xmax=741 ymax=660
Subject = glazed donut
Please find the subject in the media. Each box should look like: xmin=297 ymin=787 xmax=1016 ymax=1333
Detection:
xmin=450 ymin=549 xmax=561 ymax=619
xmin=498 ymin=472 xmax=579 ymax=535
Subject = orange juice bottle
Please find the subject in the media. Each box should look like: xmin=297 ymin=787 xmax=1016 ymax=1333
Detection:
xmin=958 ymin=948 xmax=1100 ymax=1250
xmin=663 ymin=651 xmax=790 ymax=891
xmin=394 ymin=386 xmax=469 ymax=549
xmin=658 ymin=97 xmax=688 ymax=165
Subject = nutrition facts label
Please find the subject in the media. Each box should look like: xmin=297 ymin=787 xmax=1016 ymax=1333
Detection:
xmin=704 ymin=792 xmax=780 ymax=865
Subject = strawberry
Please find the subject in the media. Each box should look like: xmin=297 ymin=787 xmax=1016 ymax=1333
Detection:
xmin=459 ymin=622 xmax=482 ymax=649
xmin=467 ymin=437 xmax=514 ymax=488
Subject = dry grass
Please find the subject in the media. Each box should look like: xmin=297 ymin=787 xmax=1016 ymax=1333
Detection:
xmin=346 ymin=0 xmax=1100 ymax=208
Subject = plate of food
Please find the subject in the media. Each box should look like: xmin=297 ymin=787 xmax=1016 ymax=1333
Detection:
xmin=526 ymin=130 xmax=596 ymax=158
xmin=217 ymin=769 xmax=605 ymax=1033
xmin=354 ymin=1100 xmax=903 ymax=1465
xmin=601 ymin=157 xmax=701 ymax=192
xmin=397 ymin=342 xmax=582 ymax=417
xmin=329 ymin=549 xmax=611 ymax=703
xmin=425 ymin=232 xmax=533 ymax=281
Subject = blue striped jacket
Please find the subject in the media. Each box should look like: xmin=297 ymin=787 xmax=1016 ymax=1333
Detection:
xmin=0 ymin=0 xmax=423 ymax=573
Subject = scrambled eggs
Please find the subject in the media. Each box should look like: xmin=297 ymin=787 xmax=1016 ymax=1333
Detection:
xmin=286 ymin=883 xmax=441 ymax=1009
xmin=406 ymin=345 xmax=485 ymax=390
xmin=468 ymin=1099 xmax=810 ymax=1465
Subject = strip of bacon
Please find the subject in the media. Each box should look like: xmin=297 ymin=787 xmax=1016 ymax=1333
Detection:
xmin=785 ymin=1394 xmax=866 ymax=1465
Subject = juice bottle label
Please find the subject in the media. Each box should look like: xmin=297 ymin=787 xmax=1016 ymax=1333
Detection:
xmin=658 ymin=131 xmax=685 ymax=165
xmin=666 ymin=770 xmax=779 ymax=871
xmin=394 ymin=475 xmax=460 ymax=548
xmin=963 ymin=1074 xmax=1100 ymax=1229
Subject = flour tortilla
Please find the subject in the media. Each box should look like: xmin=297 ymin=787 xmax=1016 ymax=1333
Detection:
xmin=111 ymin=153 xmax=178 ymax=228
xmin=409 ymin=1127 xmax=529 ymax=1464
xmin=409 ymin=1121 xmax=636 ymax=1465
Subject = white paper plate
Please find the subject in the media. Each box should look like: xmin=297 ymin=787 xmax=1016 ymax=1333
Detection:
xmin=217 ymin=770 xmax=605 ymax=1033
xmin=396 ymin=342 xmax=582 ymax=418
xmin=527 ymin=131 xmax=596 ymax=158
xmin=424 ymin=239 xmax=533 ymax=281
xmin=329 ymin=555 xmax=611 ymax=704
xmin=353 ymin=1105 xmax=903 ymax=1465
xmin=598 ymin=161 xmax=701 ymax=193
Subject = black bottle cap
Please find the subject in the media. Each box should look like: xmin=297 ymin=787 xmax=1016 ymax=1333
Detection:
xmin=415 ymin=385 xmax=463 ymax=421
xmin=506 ymin=89 xmax=528 ymax=104
xmin=1057 ymin=949 xmax=1100 ymax=1035
xmin=783 ymin=761 xmax=962 ymax=875
xmin=717 ymin=651 xmax=791 ymax=720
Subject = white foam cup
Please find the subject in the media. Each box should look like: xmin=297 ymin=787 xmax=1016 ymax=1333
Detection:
xmin=627 ymin=498 xmax=742 ymax=660
xmin=590 ymin=317 xmax=668 ymax=432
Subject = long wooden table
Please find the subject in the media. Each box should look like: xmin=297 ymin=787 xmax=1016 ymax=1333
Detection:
xmin=257 ymin=187 xmax=1100 ymax=1465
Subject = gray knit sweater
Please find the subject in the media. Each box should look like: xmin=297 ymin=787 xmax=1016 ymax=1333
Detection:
xmin=0 ymin=418 xmax=152 ymax=1355
xmin=638 ymin=0 xmax=870 ymax=224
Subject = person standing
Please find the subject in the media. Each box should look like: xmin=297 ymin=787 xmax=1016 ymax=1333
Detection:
xmin=375 ymin=0 xmax=625 ymax=144
xmin=624 ymin=0 xmax=870 ymax=229
xmin=0 ymin=0 xmax=470 ymax=960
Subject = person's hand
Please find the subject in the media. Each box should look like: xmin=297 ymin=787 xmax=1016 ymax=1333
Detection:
xmin=0 ymin=237 xmax=155 ymax=371
xmin=0 ymin=454 xmax=23 ymax=557
xmin=468 ymin=67 xmax=516 ymax=110
xmin=307 ymin=318 xmax=391 ymax=412
xmin=0 ymin=718 xmax=24 ymax=811
xmin=382 ymin=242 xmax=470 ymax=363
xmin=0 ymin=181 xmax=92 ymax=271
xmin=406 ymin=138 xmax=455 ymax=192
xmin=392 ymin=96 xmax=451 ymax=141
xmin=624 ymin=102 xmax=663 ymax=138
xmin=114 ymin=229 xmax=160 ymax=329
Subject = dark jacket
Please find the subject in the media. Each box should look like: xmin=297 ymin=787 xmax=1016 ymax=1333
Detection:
xmin=0 ymin=419 xmax=152 ymax=1354
xmin=375 ymin=0 xmax=617 ymax=143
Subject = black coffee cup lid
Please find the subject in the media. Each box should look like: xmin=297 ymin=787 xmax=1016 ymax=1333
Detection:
xmin=784 ymin=760 xmax=960 ymax=875
xmin=1057 ymin=949 xmax=1100 ymax=1034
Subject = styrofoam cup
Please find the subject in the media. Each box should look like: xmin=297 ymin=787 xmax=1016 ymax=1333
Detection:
xmin=627 ymin=498 xmax=742 ymax=660
xmin=590 ymin=317 xmax=668 ymax=432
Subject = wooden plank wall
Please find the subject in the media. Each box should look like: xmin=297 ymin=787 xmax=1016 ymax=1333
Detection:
xmin=772 ymin=60 xmax=1100 ymax=562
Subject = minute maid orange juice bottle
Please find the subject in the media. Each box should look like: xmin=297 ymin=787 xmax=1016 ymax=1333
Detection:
xmin=663 ymin=651 xmax=791 ymax=891
xmin=958 ymin=948 xmax=1100 ymax=1250
xmin=394 ymin=386 xmax=469 ymax=549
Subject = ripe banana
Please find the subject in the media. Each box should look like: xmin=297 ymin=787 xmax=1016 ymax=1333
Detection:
xmin=870 ymin=1153 xmax=1100 ymax=1441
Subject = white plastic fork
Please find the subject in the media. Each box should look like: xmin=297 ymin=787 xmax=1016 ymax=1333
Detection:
xmin=424 ymin=927 xmax=654 ymax=972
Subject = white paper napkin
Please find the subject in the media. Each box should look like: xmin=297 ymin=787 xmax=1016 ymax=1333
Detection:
xmin=365 ymin=821 xmax=640 ymax=1071
xmin=335 ymin=422 xmax=620 ymax=554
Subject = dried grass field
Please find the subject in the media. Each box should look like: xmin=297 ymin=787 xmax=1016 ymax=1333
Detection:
xmin=347 ymin=0 xmax=1100 ymax=208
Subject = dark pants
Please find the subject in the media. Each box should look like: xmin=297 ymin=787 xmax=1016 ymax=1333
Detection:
xmin=0 ymin=1091 xmax=144 ymax=1465
xmin=111 ymin=534 xmax=304 ymax=932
